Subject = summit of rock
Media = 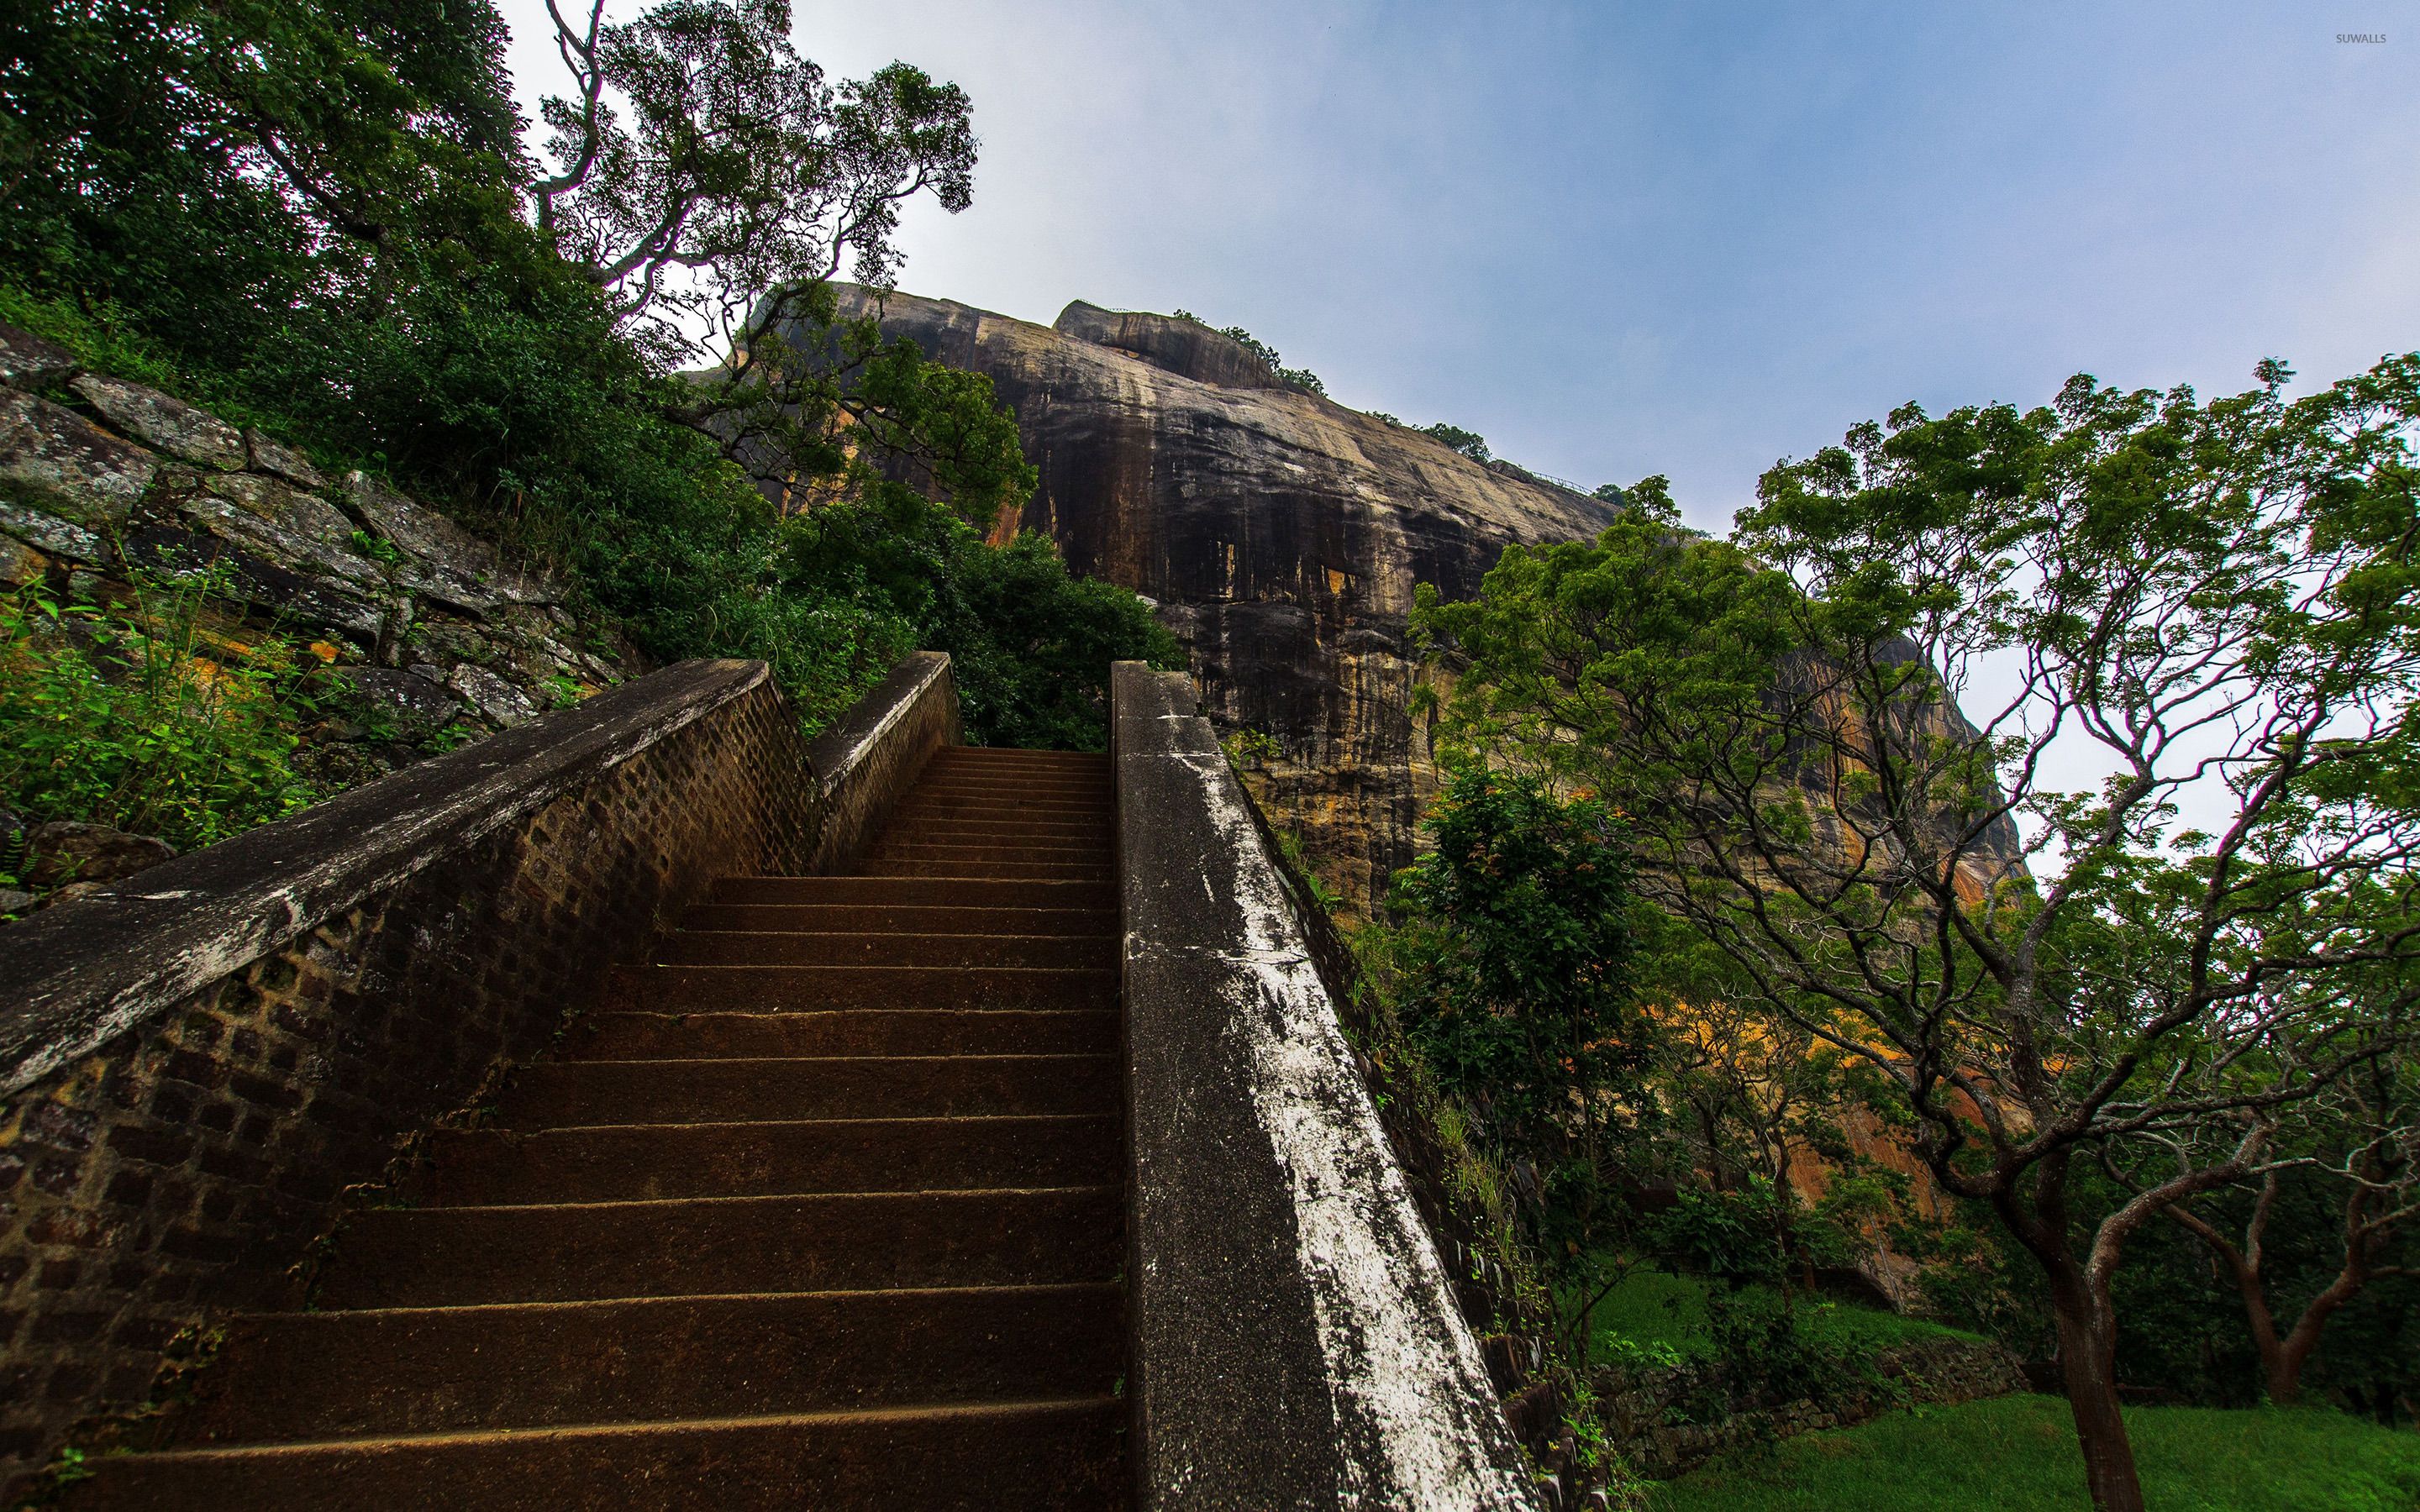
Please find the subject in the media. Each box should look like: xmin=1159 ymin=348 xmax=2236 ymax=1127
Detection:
xmin=1051 ymin=300 xmax=1288 ymax=391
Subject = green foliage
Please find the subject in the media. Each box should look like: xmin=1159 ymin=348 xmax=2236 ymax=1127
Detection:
xmin=1386 ymin=766 xmax=1646 ymax=1357
xmin=0 ymin=0 xmax=1165 ymax=772
xmin=1222 ymin=726 xmax=1282 ymax=771
xmin=1413 ymin=358 xmax=2420 ymax=1503
xmin=1419 ymin=423 xmax=1492 ymax=463
xmin=1588 ymin=1267 xmax=1973 ymax=1362
xmin=929 ymin=531 xmax=1181 ymax=749
xmin=1391 ymin=768 xmax=1643 ymax=1147
xmin=1653 ymin=1397 xmax=2420 ymax=1512
xmin=1631 ymin=1183 xmax=1892 ymax=1411
xmin=531 ymin=0 xmax=974 ymax=349
xmin=1649 ymin=1184 xmax=1795 ymax=1290
xmin=1559 ymin=1376 xmax=1656 ymax=1509
xmin=775 ymin=497 xmax=1181 ymax=748
xmin=0 ymin=575 xmax=322 ymax=857
xmin=1170 ymin=307 xmax=1324 ymax=393
xmin=1907 ymin=1164 xmax=2420 ymax=1423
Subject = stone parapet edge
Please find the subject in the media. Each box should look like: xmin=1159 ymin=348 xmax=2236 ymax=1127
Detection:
xmin=0 ymin=659 xmax=767 ymax=1095
xmin=1111 ymin=659 xmax=1543 ymax=1512
xmin=802 ymin=650 xmax=960 ymax=874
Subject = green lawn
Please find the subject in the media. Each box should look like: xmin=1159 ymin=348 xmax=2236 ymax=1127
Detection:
xmin=1586 ymin=1267 xmax=1977 ymax=1361
xmin=1649 ymin=1394 xmax=2420 ymax=1512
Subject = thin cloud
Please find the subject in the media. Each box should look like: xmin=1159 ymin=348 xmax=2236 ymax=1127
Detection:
xmin=492 ymin=0 xmax=2420 ymax=528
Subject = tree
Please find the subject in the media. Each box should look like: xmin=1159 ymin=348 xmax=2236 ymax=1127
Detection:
xmin=1169 ymin=308 xmax=1324 ymax=393
xmin=536 ymin=0 xmax=969 ymax=351
xmin=532 ymin=0 xmax=1030 ymax=521
xmin=776 ymin=499 xmax=1180 ymax=748
xmin=1421 ymin=423 xmax=1491 ymax=463
xmin=1414 ymin=357 xmax=2420 ymax=1511
xmin=1644 ymin=977 xmax=1917 ymax=1290
xmin=2134 ymin=1026 xmax=2415 ymax=1405
xmin=0 ymin=0 xmax=534 ymax=380
xmin=1385 ymin=767 xmax=1649 ymax=1362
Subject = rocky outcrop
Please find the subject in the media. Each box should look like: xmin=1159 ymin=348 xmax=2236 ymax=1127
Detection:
xmin=813 ymin=287 xmax=1619 ymax=905
xmin=1051 ymin=301 xmax=1293 ymax=391
xmin=0 ymin=323 xmax=638 ymax=809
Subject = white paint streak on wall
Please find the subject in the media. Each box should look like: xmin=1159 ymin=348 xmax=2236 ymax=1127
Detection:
xmin=1178 ymin=745 xmax=1534 ymax=1509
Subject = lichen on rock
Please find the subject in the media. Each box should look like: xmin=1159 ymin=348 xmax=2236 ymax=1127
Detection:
xmin=0 ymin=323 xmax=643 ymax=884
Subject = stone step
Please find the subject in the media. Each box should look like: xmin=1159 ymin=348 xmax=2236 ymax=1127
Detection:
xmin=876 ymin=819 xmax=1114 ymax=843
xmin=922 ymin=768 xmax=1108 ymax=781
xmin=904 ymin=782 xmax=1111 ymax=804
xmin=678 ymin=903 xmax=1110 ymax=936
xmin=710 ymin=876 xmax=1116 ymax=911
xmin=923 ymin=753 xmax=1108 ymax=772
xmin=888 ymin=794 xmax=1114 ymax=817
xmin=497 ymin=1054 xmax=1119 ymax=1126
xmin=860 ymin=859 xmax=1114 ymax=881
xmin=561 ymin=1010 xmax=1118 ymax=1062
xmin=165 ymin=1284 xmax=1123 ymax=1443
xmin=60 ymin=743 xmax=1134 ymax=1512
xmin=413 ymin=1116 xmax=1122 ymax=1205
xmin=882 ymin=809 xmax=1113 ymax=831
xmin=317 ymin=1187 xmax=1123 ymax=1308
xmin=605 ymin=963 xmax=1119 ymax=1013
xmin=654 ymin=930 xmax=1117 ymax=971
xmin=866 ymin=843 xmax=1113 ymax=868
xmin=925 ymin=747 xmax=1108 ymax=763
xmin=876 ymin=817 xmax=1108 ymax=842
xmin=75 ymin=1398 xmax=1127 ymax=1511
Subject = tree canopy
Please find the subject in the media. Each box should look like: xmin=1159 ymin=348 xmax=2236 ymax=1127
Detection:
xmin=1414 ymin=355 xmax=2420 ymax=1511
xmin=0 ymin=0 xmax=1169 ymax=746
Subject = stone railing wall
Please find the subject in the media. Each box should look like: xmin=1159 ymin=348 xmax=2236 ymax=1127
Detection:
xmin=1589 ymin=1334 xmax=2026 ymax=1480
xmin=1111 ymin=661 xmax=1541 ymax=1511
xmin=0 ymin=652 xmax=958 ymax=1486
xmin=1232 ymin=785 xmax=1573 ymax=1465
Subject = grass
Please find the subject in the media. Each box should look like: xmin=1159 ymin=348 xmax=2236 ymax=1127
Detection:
xmin=1587 ymin=1267 xmax=1978 ymax=1362
xmin=1649 ymin=1394 xmax=2420 ymax=1512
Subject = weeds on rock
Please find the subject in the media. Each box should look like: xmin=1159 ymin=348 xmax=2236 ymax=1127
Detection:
xmin=0 ymin=569 xmax=324 ymax=855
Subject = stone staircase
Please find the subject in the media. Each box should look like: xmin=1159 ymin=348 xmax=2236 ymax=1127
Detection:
xmin=75 ymin=748 xmax=1127 ymax=1509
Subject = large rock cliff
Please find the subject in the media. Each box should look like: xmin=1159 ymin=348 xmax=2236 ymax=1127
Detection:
xmin=815 ymin=287 xmax=1620 ymax=904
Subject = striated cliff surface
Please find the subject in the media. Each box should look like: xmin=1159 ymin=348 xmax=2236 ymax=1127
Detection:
xmin=815 ymin=286 xmax=1619 ymax=904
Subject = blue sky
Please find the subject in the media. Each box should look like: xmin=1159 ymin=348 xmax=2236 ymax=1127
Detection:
xmin=500 ymin=2 xmax=2420 ymax=533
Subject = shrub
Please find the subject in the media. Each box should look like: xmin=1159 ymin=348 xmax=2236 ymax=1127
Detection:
xmin=0 ymin=575 xmax=323 ymax=856
xmin=1386 ymin=766 xmax=1648 ymax=1358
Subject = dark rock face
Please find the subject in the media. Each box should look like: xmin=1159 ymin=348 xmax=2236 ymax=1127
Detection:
xmin=818 ymin=286 xmax=1619 ymax=904
xmin=1050 ymin=301 xmax=1288 ymax=391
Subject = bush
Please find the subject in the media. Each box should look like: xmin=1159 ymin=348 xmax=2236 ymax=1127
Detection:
xmin=1385 ymin=766 xmax=1648 ymax=1357
xmin=776 ymin=498 xmax=1181 ymax=748
xmin=0 ymin=0 xmax=1168 ymax=766
xmin=0 ymin=575 xmax=324 ymax=856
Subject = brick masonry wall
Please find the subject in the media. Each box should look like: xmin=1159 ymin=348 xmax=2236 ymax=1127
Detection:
xmin=0 ymin=654 xmax=954 ymax=1490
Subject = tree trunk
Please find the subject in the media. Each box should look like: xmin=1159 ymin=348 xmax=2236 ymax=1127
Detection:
xmin=2266 ymin=1340 xmax=2303 ymax=1408
xmin=2269 ymin=1263 xmax=2369 ymax=1407
xmin=2047 ymin=1264 xmax=2146 ymax=1512
xmin=2217 ymin=1252 xmax=2295 ymax=1406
